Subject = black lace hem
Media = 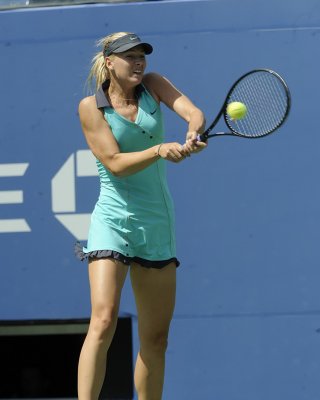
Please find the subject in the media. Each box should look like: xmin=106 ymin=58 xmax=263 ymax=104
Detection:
xmin=74 ymin=242 xmax=180 ymax=269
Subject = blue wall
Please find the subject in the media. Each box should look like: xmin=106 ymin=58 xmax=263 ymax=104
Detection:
xmin=1 ymin=0 xmax=320 ymax=398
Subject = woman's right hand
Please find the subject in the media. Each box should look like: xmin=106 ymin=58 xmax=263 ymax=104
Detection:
xmin=157 ymin=142 xmax=188 ymax=163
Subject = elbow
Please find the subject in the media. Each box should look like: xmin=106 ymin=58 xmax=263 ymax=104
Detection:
xmin=109 ymin=168 xmax=125 ymax=177
xmin=188 ymin=108 xmax=206 ymax=126
xmin=99 ymin=154 xmax=131 ymax=178
xmin=109 ymin=166 xmax=133 ymax=178
xmin=101 ymin=159 xmax=126 ymax=178
xmin=103 ymin=163 xmax=123 ymax=177
xmin=193 ymin=107 xmax=206 ymax=121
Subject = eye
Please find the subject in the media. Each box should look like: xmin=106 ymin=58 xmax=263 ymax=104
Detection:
xmin=125 ymin=53 xmax=145 ymax=61
xmin=135 ymin=55 xmax=145 ymax=62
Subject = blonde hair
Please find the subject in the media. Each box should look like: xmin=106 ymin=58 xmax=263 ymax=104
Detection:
xmin=86 ymin=31 xmax=131 ymax=93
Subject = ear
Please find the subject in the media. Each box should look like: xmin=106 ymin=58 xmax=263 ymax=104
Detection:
xmin=105 ymin=56 xmax=114 ymax=70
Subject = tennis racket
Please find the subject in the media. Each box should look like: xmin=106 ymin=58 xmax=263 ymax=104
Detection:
xmin=197 ymin=69 xmax=291 ymax=142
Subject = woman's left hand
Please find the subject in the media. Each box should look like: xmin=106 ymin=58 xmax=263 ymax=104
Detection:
xmin=183 ymin=131 xmax=207 ymax=155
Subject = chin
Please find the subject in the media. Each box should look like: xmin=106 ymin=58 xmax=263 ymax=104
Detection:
xmin=131 ymin=73 xmax=144 ymax=82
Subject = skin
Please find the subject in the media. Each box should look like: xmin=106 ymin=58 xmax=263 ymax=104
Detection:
xmin=77 ymin=45 xmax=206 ymax=400
xmin=79 ymin=47 xmax=206 ymax=177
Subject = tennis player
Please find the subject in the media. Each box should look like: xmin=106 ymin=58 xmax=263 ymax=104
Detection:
xmin=76 ymin=32 xmax=206 ymax=400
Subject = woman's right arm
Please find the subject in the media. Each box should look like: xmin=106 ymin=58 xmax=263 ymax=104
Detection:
xmin=78 ymin=96 xmax=186 ymax=177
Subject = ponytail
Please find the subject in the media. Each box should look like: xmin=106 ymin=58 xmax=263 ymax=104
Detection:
xmin=86 ymin=32 xmax=131 ymax=93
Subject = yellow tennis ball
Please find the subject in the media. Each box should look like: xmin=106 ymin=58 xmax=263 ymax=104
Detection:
xmin=227 ymin=102 xmax=247 ymax=120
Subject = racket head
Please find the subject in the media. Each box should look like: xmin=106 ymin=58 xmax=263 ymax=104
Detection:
xmin=223 ymin=69 xmax=291 ymax=138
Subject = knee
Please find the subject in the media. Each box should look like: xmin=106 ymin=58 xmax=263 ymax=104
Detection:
xmin=141 ymin=331 xmax=169 ymax=356
xmin=89 ymin=307 xmax=118 ymax=341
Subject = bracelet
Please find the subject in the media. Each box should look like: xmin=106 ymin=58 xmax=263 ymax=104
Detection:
xmin=157 ymin=143 xmax=164 ymax=158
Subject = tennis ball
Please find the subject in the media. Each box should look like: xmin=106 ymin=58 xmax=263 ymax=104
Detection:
xmin=227 ymin=102 xmax=247 ymax=120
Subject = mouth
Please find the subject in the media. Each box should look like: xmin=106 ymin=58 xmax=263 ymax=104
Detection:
xmin=133 ymin=70 xmax=143 ymax=75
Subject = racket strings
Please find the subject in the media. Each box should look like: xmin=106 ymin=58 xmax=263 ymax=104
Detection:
xmin=237 ymin=74 xmax=285 ymax=135
xmin=235 ymin=73 xmax=285 ymax=134
xmin=225 ymin=71 xmax=289 ymax=137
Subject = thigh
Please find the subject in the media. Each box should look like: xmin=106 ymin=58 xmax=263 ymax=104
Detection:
xmin=88 ymin=258 xmax=129 ymax=316
xmin=130 ymin=262 xmax=176 ymax=338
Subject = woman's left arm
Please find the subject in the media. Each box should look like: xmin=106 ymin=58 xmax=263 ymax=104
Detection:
xmin=143 ymin=73 xmax=207 ymax=153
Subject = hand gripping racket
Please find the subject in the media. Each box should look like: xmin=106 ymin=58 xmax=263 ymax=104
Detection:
xmin=198 ymin=69 xmax=291 ymax=142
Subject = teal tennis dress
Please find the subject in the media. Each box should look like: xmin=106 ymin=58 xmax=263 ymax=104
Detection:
xmin=76 ymin=81 xmax=179 ymax=268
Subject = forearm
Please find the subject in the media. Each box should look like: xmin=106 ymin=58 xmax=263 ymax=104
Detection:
xmin=102 ymin=145 xmax=160 ymax=177
xmin=184 ymin=108 xmax=207 ymax=153
xmin=187 ymin=108 xmax=206 ymax=134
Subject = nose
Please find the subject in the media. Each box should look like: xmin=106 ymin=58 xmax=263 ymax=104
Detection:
xmin=134 ymin=55 xmax=145 ymax=65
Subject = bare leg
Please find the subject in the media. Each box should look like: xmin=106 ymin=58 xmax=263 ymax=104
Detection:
xmin=78 ymin=258 xmax=129 ymax=400
xmin=130 ymin=262 xmax=176 ymax=400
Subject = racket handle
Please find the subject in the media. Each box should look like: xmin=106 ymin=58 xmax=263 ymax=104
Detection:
xmin=197 ymin=133 xmax=208 ymax=142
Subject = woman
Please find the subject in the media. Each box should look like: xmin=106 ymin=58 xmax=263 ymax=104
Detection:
xmin=76 ymin=32 xmax=206 ymax=400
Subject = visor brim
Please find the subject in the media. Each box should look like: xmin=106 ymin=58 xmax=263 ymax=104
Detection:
xmin=111 ymin=42 xmax=153 ymax=55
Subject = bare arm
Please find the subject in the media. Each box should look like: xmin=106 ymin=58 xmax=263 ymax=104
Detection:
xmin=79 ymin=96 xmax=185 ymax=177
xmin=143 ymin=73 xmax=207 ymax=152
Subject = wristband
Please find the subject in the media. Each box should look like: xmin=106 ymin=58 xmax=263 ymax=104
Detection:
xmin=157 ymin=143 xmax=164 ymax=158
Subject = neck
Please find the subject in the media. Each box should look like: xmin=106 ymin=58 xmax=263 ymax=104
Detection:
xmin=108 ymin=81 xmax=137 ymax=102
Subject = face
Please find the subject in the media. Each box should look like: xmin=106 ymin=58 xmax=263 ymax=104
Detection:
xmin=106 ymin=46 xmax=146 ymax=85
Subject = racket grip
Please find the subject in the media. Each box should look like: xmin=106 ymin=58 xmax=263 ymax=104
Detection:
xmin=197 ymin=133 xmax=208 ymax=142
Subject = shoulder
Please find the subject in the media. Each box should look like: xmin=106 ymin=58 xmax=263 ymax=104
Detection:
xmin=142 ymin=72 xmax=164 ymax=102
xmin=142 ymin=73 xmax=183 ymax=108
xmin=143 ymin=72 xmax=167 ymax=89
xmin=78 ymin=95 xmax=104 ymax=128
xmin=78 ymin=95 xmax=101 ymax=119
xmin=79 ymin=95 xmax=96 ymax=113
xmin=142 ymin=72 xmax=174 ymax=103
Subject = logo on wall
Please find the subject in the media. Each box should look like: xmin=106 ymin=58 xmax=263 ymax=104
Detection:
xmin=0 ymin=151 xmax=97 ymax=239
xmin=51 ymin=150 xmax=98 ymax=240
xmin=0 ymin=163 xmax=31 ymax=234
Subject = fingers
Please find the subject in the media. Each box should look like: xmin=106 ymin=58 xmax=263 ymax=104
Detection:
xmin=170 ymin=144 xmax=185 ymax=161
xmin=183 ymin=139 xmax=196 ymax=153
xmin=159 ymin=138 xmax=207 ymax=163
xmin=160 ymin=143 xmax=186 ymax=163
xmin=185 ymin=131 xmax=198 ymax=142
xmin=184 ymin=138 xmax=207 ymax=154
